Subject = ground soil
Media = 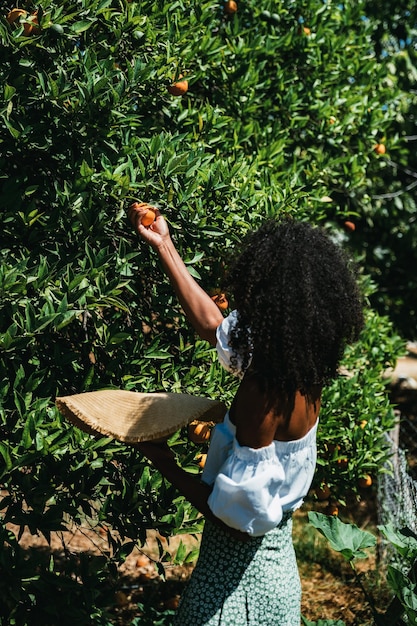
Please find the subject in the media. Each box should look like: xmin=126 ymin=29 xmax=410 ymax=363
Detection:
xmin=7 ymin=492 xmax=392 ymax=626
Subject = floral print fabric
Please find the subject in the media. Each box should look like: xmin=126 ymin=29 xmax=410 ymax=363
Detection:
xmin=173 ymin=513 xmax=301 ymax=626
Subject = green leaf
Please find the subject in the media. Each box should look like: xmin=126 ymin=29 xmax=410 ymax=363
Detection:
xmin=0 ymin=443 xmax=12 ymax=472
xmin=378 ymin=524 xmax=417 ymax=560
xmin=4 ymin=84 xmax=16 ymax=101
xmin=301 ymin=618 xmax=346 ymax=626
xmin=308 ymin=512 xmax=376 ymax=561
xmin=22 ymin=415 xmax=35 ymax=449
xmin=402 ymin=589 xmax=417 ymax=623
xmin=144 ymin=349 xmax=172 ymax=359
xmin=386 ymin=565 xmax=413 ymax=597
xmin=183 ymin=547 xmax=200 ymax=564
xmin=115 ymin=541 xmax=136 ymax=563
xmin=70 ymin=20 xmax=95 ymax=33
xmin=164 ymin=154 xmax=188 ymax=177
xmin=55 ymin=311 xmax=78 ymax=330
xmin=108 ymin=332 xmax=131 ymax=345
xmin=2 ymin=117 xmax=21 ymax=138
xmin=173 ymin=539 xmax=187 ymax=564
xmin=139 ymin=465 xmax=151 ymax=491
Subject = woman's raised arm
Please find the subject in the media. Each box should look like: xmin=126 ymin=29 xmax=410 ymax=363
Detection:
xmin=128 ymin=202 xmax=224 ymax=345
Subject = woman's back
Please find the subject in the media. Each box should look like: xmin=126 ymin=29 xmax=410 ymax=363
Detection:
xmin=229 ymin=372 xmax=321 ymax=447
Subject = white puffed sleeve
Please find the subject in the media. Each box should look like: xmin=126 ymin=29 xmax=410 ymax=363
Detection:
xmin=201 ymin=413 xmax=235 ymax=486
xmin=216 ymin=310 xmax=252 ymax=376
xmin=207 ymin=438 xmax=286 ymax=537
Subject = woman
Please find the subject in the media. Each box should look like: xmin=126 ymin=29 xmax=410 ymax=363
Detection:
xmin=127 ymin=202 xmax=364 ymax=625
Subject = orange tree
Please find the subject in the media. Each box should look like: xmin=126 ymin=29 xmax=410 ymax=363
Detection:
xmin=346 ymin=0 xmax=417 ymax=340
xmin=0 ymin=0 xmax=407 ymax=623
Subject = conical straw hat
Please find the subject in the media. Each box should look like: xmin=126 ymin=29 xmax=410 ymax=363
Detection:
xmin=56 ymin=389 xmax=227 ymax=443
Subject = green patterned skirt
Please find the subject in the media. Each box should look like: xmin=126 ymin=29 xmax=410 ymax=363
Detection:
xmin=173 ymin=513 xmax=301 ymax=626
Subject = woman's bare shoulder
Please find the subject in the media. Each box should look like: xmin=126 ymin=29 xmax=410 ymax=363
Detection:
xmin=230 ymin=375 xmax=321 ymax=448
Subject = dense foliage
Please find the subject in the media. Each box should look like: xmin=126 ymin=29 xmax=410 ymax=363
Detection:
xmin=0 ymin=0 xmax=412 ymax=623
xmin=353 ymin=0 xmax=417 ymax=339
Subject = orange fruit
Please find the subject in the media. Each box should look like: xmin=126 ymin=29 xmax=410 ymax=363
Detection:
xmin=197 ymin=453 xmax=207 ymax=469
xmin=359 ymin=419 xmax=367 ymax=429
xmin=374 ymin=143 xmax=386 ymax=155
xmin=6 ymin=8 xmax=27 ymax=23
xmin=136 ymin=553 xmax=151 ymax=568
xmin=358 ymin=474 xmax=373 ymax=488
xmin=211 ymin=293 xmax=229 ymax=310
xmin=344 ymin=220 xmax=356 ymax=232
xmin=224 ymin=0 xmax=238 ymax=14
xmin=336 ymin=457 xmax=348 ymax=469
xmin=167 ymin=78 xmax=188 ymax=96
xmin=303 ymin=26 xmax=311 ymax=35
xmin=188 ymin=421 xmax=211 ymax=444
xmin=130 ymin=201 xmax=156 ymax=227
xmin=141 ymin=209 xmax=156 ymax=227
xmin=315 ymin=484 xmax=331 ymax=501
xmin=26 ymin=12 xmax=40 ymax=36
xmin=325 ymin=503 xmax=339 ymax=516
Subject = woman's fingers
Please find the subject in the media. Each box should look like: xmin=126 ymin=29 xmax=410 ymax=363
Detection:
xmin=127 ymin=201 xmax=167 ymax=245
xmin=128 ymin=201 xmax=156 ymax=227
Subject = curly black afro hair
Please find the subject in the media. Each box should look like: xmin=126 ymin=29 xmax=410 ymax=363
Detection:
xmin=223 ymin=217 xmax=364 ymax=401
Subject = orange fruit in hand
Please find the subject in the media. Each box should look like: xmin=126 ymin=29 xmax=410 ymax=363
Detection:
xmin=188 ymin=421 xmax=211 ymax=444
xmin=167 ymin=78 xmax=188 ymax=96
xmin=141 ymin=209 xmax=156 ymax=227
xmin=211 ymin=293 xmax=229 ymax=310
xmin=130 ymin=202 xmax=156 ymax=227
xmin=224 ymin=0 xmax=238 ymax=14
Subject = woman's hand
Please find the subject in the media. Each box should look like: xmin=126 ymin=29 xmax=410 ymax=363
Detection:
xmin=127 ymin=201 xmax=170 ymax=250
xmin=134 ymin=439 xmax=176 ymax=468
xmin=134 ymin=440 xmax=250 ymax=542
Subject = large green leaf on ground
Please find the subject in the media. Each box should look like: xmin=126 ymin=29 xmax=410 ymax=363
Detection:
xmin=308 ymin=511 xmax=376 ymax=561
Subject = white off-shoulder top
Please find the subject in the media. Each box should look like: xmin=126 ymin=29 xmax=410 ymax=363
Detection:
xmin=201 ymin=310 xmax=318 ymax=537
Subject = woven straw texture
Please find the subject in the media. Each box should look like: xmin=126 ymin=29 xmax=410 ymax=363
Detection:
xmin=56 ymin=389 xmax=226 ymax=443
